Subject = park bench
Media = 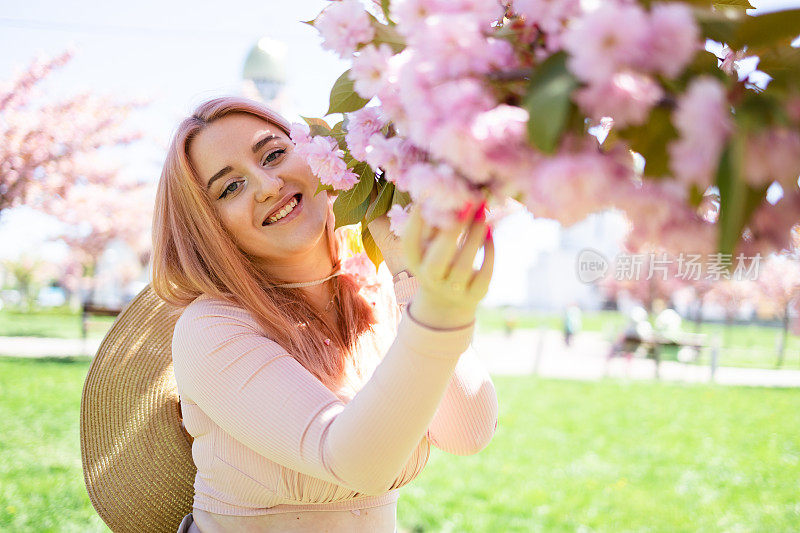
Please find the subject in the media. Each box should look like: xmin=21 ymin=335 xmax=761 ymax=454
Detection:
xmin=81 ymin=303 xmax=122 ymax=341
xmin=607 ymin=331 xmax=708 ymax=378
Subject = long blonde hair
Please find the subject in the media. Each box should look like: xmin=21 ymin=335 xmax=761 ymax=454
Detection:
xmin=152 ymin=96 xmax=379 ymax=394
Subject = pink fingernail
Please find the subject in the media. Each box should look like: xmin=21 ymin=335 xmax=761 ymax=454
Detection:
xmin=486 ymin=226 xmax=493 ymax=241
xmin=457 ymin=202 xmax=473 ymax=222
xmin=474 ymin=203 xmax=486 ymax=223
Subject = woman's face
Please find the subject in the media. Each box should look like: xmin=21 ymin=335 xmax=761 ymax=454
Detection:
xmin=188 ymin=113 xmax=330 ymax=269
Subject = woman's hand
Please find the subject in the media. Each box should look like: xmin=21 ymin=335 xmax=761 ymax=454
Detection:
xmin=401 ymin=201 xmax=494 ymax=329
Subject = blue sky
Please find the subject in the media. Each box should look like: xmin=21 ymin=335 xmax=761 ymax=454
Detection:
xmin=0 ymin=0 xmax=797 ymax=305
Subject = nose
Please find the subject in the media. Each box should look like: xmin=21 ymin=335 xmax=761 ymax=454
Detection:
xmin=253 ymin=172 xmax=285 ymax=203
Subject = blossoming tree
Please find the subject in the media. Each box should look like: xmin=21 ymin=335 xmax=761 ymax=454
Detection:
xmin=755 ymin=253 xmax=800 ymax=366
xmin=1 ymin=49 xmax=152 ymax=304
xmin=0 ymin=49 xmax=146 ymax=218
xmin=291 ymin=0 xmax=800 ymax=272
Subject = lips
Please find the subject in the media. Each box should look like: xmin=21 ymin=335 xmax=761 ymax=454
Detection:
xmin=263 ymin=193 xmax=302 ymax=226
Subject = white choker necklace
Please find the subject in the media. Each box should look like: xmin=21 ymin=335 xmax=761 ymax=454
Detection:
xmin=272 ymin=270 xmax=345 ymax=289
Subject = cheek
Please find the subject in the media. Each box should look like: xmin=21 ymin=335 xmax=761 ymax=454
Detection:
xmin=217 ymin=203 xmax=252 ymax=239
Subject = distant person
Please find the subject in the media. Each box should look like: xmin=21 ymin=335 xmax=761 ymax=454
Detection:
xmin=563 ymin=302 xmax=582 ymax=346
xmin=607 ymin=306 xmax=652 ymax=370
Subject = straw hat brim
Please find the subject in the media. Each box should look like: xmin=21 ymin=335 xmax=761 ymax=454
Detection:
xmin=80 ymin=284 xmax=196 ymax=533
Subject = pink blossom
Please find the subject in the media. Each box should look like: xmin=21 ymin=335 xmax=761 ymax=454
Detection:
xmin=289 ymin=122 xmax=311 ymax=145
xmin=786 ymin=94 xmax=800 ymax=125
xmin=429 ymin=104 xmax=532 ymax=186
xmin=513 ymin=0 xmax=582 ymax=34
xmin=351 ymin=44 xmax=395 ymax=99
xmin=743 ymin=127 xmax=800 ymax=189
xmin=387 ymin=204 xmax=411 ymax=237
xmin=345 ymin=107 xmax=386 ymax=160
xmin=646 ymin=2 xmax=701 ymax=78
xmin=342 ymin=252 xmax=380 ymax=289
xmin=616 ymin=180 xmax=717 ymax=256
xmin=574 ymin=71 xmax=663 ymax=128
xmin=403 ymin=77 xmax=494 ymax=146
xmin=485 ymin=38 xmax=519 ymax=71
xmin=406 ymin=15 xmax=493 ymax=80
xmin=668 ymin=77 xmax=733 ymax=188
xmin=719 ymin=46 xmax=748 ymax=76
xmin=523 ymin=150 xmax=634 ymax=227
xmin=364 ymin=134 xmax=422 ymax=188
xmin=401 ymin=163 xmax=480 ymax=228
xmin=391 ymin=0 xmax=438 ymax=37
xmin=451 ymin=0 xmax=506 ymax=26
xmin=315 ymin=0 xmax=375 ymax=58
xmin=562 ymin=2 xmax=650 ymax=83
xmin=298 ymin=136 xmax=360 ymax=190
xmin=393 ymin=0 xmax=503 ymax=40
xmin=740 ymin=192 xmax=800 ymax=256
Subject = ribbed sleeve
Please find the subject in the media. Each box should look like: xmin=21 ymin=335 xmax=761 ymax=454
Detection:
xmin=172 ymin=293 xmax=477 ymax=498
xmin=390 ymin=275 xmax=499 ymax=456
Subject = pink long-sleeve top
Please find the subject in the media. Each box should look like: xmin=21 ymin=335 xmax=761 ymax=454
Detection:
xmin=171 ymin=274 xmax=498 ymax=516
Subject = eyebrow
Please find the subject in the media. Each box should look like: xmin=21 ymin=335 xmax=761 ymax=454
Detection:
xmin=205 ymin=134 xmax=280 ymax=190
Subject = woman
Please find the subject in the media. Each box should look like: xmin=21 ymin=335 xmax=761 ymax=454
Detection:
xmin=152 ymin=96 xmax=497 ymax=533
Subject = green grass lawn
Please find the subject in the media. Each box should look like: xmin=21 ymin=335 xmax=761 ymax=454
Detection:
xmin=1 ymin=357 xmax=798 ymax=532
xmin=0 ymin=308 xmax=114 ymax=339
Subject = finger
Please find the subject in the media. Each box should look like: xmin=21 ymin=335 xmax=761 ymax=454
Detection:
xmin=401 ymin=204 xmax=424 ymax=274
xmin=420 ymin=203 xmax=481 ymax=280
xmin=469 ymin=228 xmax=494 ymax=293
xmin=446 ymin=217 xmax=490 ymax=283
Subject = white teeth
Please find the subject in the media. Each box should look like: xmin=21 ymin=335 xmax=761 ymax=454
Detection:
xmin=267 ymin=197 xmax=298 ymax=224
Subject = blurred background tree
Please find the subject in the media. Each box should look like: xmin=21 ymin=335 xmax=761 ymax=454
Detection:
xmin=0 ymin=49 xmax=151 ymax=308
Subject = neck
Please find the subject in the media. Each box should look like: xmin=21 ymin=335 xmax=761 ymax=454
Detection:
xmin=256 ymin=234 xmax=337 ymax=312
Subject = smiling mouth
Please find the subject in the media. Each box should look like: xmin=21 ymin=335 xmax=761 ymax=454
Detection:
xmin=263 ymin=193 xmax=303 ymax=226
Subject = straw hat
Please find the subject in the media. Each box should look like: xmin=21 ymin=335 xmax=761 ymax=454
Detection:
xmin=80 ymin=284 xmax=195 ymax=533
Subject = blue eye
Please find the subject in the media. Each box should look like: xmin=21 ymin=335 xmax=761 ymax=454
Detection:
xmin=219 ymin=180 xmax=242 ymax=200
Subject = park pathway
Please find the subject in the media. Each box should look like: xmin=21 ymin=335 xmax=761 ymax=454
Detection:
xmin=2 ymin=330 xmax=800 ymax=387
xmin=471 ymin=329 xmax=800 ymax=387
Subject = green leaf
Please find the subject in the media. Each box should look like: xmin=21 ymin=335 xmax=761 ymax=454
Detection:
xmin=334 ymin=195 xmax=370 ymax=229
xmin=309 ymin=124 xmax=332 ymax=138
xmin=331 ymin=121 xmax=348 ymax=151
xmin=713 ymin=0 xmax=754 ymax=9
xmin=693 ymin=8 xmax=744 ymax=43
xmin=327 ymin=70 xmax=370 ymax=116
xmin=715 ymin=133 xmax=767 ymax=258
xmin=332 ymin=163 xmax=375 ymax=228
xmin=360 ymin=225 xmax=384 ymax=273
xmin=365 ymin=180 xmax=395 ymax=225
xmin=523 ymin=51 xmax=580 ymax=154
xmin=736 ymin=90 xmax=785 ymax=129
xmin=689 ymin=184 xmax=705 ymax=207
xmin=756 ymin=46 xmax=800 ymax=93
xmin=380 ymin=0 xmax=394 ymax=25
xmin=369 ymin=16 xmax=405 ymax=53
xmin=618 ymin=107 xmax=679 ymax=178
xmin=315 ymin=180 xmax=334 ymax=196
xmin=680 ymin=0 xmax=753 ymax=10
xmin=679 ymin=50 xmax=729 ymax=88
xmin=732 ymin=8 xmax=800 ymax=49
xmin=301 ymin=116 xmax=330 ymax=128
xmin=391 ymin=187 xmax=411 ymax=208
